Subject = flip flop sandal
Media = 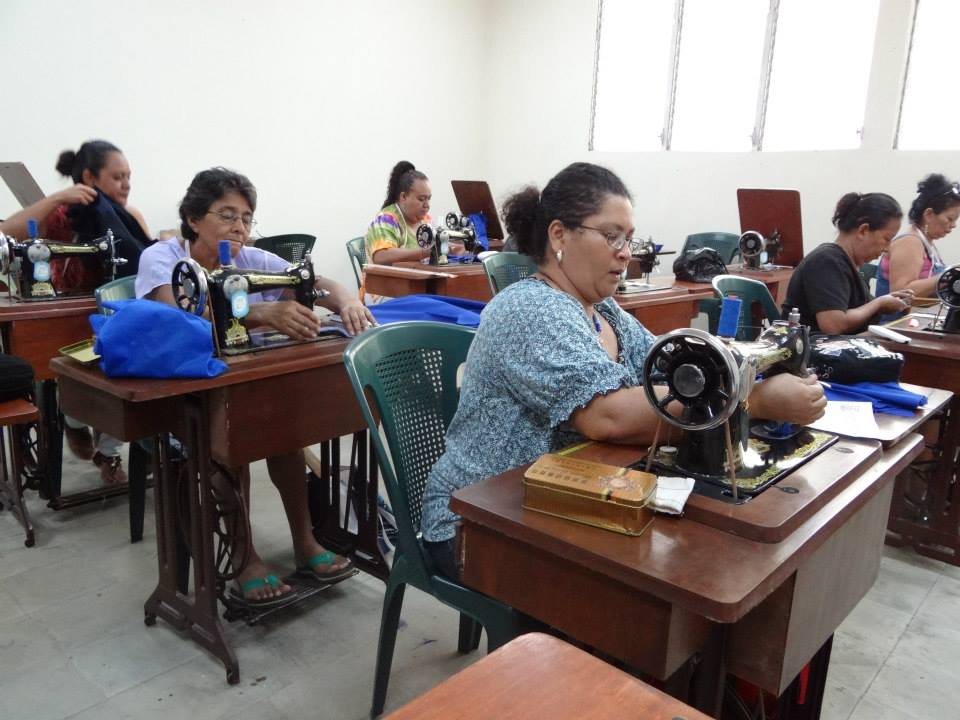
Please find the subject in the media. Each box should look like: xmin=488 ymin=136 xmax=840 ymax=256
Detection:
xmin=229 ymin=574 xmax=295 ymax=608
xmin=295 ymin=551 xmax=355 ymax=583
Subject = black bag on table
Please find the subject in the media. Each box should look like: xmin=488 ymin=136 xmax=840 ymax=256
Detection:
xmin=672 ymin=247 xmax=727 ymax=283
xmin=0 ymin=354 xmax=34 ymax=403
xmin=808 ymin=336 xmax=904 ymax=384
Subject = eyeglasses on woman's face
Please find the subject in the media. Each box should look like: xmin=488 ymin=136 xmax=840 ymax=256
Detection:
xmin=575 ymin=224 xmax=634 ymax=251
xmin=207 ymin=209 xmax=256 ymax=229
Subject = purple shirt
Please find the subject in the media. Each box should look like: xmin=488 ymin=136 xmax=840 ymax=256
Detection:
xmin=135 ymin=238 xmax=290 ymax=303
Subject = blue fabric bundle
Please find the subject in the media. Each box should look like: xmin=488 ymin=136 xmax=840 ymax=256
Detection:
xmin=369 ymin=294 xmax=485 ymax=328
xmin=467 ymin=212 xmax=489 ymax=250
xmin=90 ymin=299 xmax=227 ymax=378
xmin=823 ymin=381 xmax=927 ymax=417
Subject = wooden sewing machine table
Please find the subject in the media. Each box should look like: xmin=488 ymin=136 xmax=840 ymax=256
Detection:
xmin=51 ymin=337 xmax=381 ymax=684
xmin=451 ymin=402 xmax=935 ymax=717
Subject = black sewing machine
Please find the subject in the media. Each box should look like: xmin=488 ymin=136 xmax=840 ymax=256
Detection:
xmin=738 ymin=229 xmax=783 ymax=270
xmin=415 ymin=213 xmax=481 ymax=265
xmin=170 ymin=241 xmax=338 ymax=356
xmin=933 ymin=265 xmax=960 ymax=333
xmin=618 ymin=237 xmax=673 ymax=292
xmin=639 ymin=320 xmax=836 ymax=503
xmin=0 ymin=229 xmax=125 ymax=300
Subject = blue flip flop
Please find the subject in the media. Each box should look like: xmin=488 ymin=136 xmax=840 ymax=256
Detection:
xmin=295 ymin=551 xmax=355 ymax=583
xmin=229 ymin=574 xmax=295 ymax=608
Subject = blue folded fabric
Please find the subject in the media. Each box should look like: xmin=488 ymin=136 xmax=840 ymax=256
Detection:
xmin=369 ymin=294 xmax=486 ymax=327
xmin=823 ymin=381 xmax=927 ymax=417
xmin=445 ymin=255 xmax=481 ymax=264
xmin=467 ymin=213 xmax=489 ymax=250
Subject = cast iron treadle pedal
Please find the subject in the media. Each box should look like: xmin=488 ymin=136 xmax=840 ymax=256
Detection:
xmin=220 ymin=568 xmax=359 ymax=626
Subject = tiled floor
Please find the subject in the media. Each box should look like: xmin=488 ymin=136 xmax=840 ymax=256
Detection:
xmin=1 ymin=449 xmax=958 ymax=720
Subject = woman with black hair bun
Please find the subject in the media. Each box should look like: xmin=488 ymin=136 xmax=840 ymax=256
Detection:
xmin=363 ymin=161 xmax=464 ymax=267
xmin=877 ymin=173 xmax=960 ymax=298
xmin=418 ymin=162 xmax=826 ymax=579
xmin=783 ymin=191 xmax=914 ymax=335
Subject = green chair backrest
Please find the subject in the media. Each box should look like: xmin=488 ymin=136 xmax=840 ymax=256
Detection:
xmin=711 ymin=274 xmax=781 ymax=340
xmin=346 ymin=236 xmax=366 ymax=290
xmin=481 ymin=252 xmax=538 ymax=295
xmin=94 ymin=276 xmax=136 ymax=315
xmin=682 ymin=232 xmax=741 ymax=265
xmin=343 ymin=321 xmax=474 ymax=584
xmin=859 ymin=261 xmax=878 ymax=292
xmin=254 ymin=233 xmax=316 ymax=263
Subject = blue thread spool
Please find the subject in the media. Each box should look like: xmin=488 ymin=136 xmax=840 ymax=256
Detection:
xmin=218 ymin=239 xmax=233 ymax=267
xmin=717 ymin=295 xmax=742 ymax=338
xmin=27 ymin=218 xmax=39 ymax=239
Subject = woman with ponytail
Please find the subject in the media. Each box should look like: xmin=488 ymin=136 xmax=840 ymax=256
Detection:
xmin=783 ymin=191 xmax=912 ymax=334
xmin=363 ymin=161 xmax=464 ymax=266
xmin=877 ymin=173 xmax=960 ymax=299
xmin=418 ymin=162 xmax=826 ymax=579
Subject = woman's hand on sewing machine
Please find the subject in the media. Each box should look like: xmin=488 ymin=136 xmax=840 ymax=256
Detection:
xmin=338 ymin=299 xmax=377 ymax=336
xmin=448 ymin=241 xmax=466 ymax=257
xmin=748 ymin=373 xmax=827 ymax=426
xmin=250 ymin=301 xmax=320 ymax=341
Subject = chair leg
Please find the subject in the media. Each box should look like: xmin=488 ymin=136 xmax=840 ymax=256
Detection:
xmin=371 ymin=578 xmax=407 ymax=719
xmin=457 ymin=614 xmax=482 ymax=653
xmin=128 ymin=440 xmax=149 ymax=543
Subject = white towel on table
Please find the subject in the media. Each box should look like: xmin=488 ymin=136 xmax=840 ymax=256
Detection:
xmin=650 ymin=476 xmax=696 ymax=515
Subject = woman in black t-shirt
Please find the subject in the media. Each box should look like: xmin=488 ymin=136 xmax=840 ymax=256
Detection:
xmin=784 ymin=192 xmax=914 ymax=334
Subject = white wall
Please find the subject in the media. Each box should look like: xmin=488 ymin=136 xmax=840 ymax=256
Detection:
xmin=481 ymin=0 xmax=960 ymax=267
xmin=0 ymin=0 xmax=491 ymax=287
xmin=4 ymin=0 xmax=959 ymax=285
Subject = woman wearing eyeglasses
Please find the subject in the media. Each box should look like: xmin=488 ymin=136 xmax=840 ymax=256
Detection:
xmin=135 ymin=167 xmax=374 ymax=607
xmin=877 ymin=173 xmax=960 ymax=300
xmin=418 ymin=162 xmax=826 ymax=579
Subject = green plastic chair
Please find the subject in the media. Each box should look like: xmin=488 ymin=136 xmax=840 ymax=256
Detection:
xmin=859 ymin=261 xmax=878 ymax=292
xmin=682 ymin=232 xmax=741 ymax=265
xmin=93 ymin=275 xmax=148 ymax=541
xmin=711 ymin=274 xmax=781 ymax=340
xmin=346 ymin=236 xmax=367 ymax=290
xmin=254 ymin=233 xmax=316 ymax=263
xmin=481 ymin=251 xmax=538 ymax=295
xmin=343 ymin=321 xmax=527 ymax=718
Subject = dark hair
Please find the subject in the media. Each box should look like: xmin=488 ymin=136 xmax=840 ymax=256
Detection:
xmin=502 ymin=162 xmax=632 ymax=262
xmin=381 ymin=160 xmax=428 ymax=209
xmin=832 ymin=192 xmax=902 ymax=232
xmin=55 ymin=140 xmax=122 ymax=184
xmin=179 ymin=167 xmax=257 ymax=241
xmin=908 ymin=173 xmax=960 ymax=224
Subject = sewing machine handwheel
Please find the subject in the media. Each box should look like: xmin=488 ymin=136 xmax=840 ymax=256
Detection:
xmin=171 ymin=258 xmax=208 ymax=316
xmin=642 ymin=328 xmax=741 ymax=431
xmin=416 ymin=225 xmax=434 ymax=248
xmin=0 ymin=234 xmax=10 ymax=275
xmin=445 ymin=212 xmax=460 ymax=230
xmin=936 ymin=265 xmax=960 ymax=307
xmin=739 ymin=231 xmax=764 ymax=259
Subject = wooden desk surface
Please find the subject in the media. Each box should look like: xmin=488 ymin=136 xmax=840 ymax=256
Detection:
xmin=385 ymin=633 xmax=710 ymax=720
xmin=50 ymin=336 xmax=353 ymax=402
xmin=0 ymin=296 xmax=97 ymax=380
xmin=452 ymin=435 xmax=919 ymax=625
xmin=453 ymin=434 xmax=921 ymax=692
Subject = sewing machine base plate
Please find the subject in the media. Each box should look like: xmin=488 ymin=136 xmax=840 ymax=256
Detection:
xmin=640 ymin=428 xmax=838 ymax=505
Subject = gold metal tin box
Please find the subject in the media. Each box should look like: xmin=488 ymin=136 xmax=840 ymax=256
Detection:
xmin=523 ymin=454 xmax=657 ymax=536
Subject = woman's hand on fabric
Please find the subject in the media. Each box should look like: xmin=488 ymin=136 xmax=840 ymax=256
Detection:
xmin=749 ymin=372 xmax=827 ymax=426
xmin=257 ymin=301 xmax=320 ymax=341
xmin=448 ymin=241 xmax=466 ymax=256
xmin=52 ymin=184 xmax=98 ymax=206
xmin=338 ymin=299 xmax=377 ymax=336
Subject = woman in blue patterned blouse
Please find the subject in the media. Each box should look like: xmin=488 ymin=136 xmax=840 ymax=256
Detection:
xmin=420 ymin=162 xmax=827 ymax=579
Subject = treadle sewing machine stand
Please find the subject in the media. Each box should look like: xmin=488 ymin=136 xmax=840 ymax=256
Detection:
xmin=879 ymin=265 xmax=960 ymax=564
